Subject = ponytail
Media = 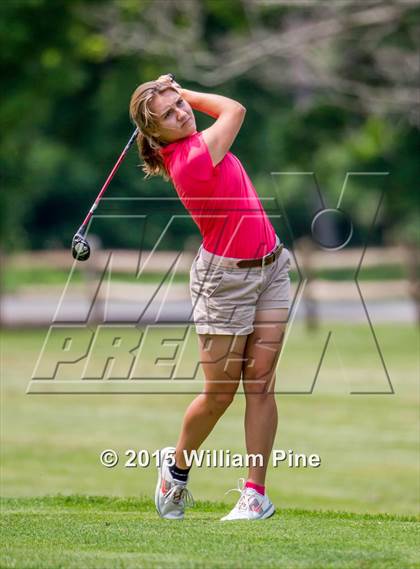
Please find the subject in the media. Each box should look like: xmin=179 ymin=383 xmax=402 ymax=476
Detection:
xmin=136 ymin=131 xmax=169 ymax=180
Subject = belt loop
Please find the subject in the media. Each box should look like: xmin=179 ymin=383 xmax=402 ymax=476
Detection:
xmin=261 ymin=251 xmax=267 ymax=275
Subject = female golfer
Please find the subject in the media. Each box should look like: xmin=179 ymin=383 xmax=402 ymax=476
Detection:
xmin=129 ymin=75 xmax=291 ymax=521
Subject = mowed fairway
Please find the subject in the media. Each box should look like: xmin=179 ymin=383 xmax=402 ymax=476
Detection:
xmin=1 ymin=497 xmax=418 ymax=569
xmin=1 ymin=323 xmax=419 ymax=568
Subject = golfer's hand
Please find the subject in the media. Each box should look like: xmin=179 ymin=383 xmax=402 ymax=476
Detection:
xmin=156 ymin=74 xmax=181 ymax=90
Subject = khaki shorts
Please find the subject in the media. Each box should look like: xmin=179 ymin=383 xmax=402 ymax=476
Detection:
xmin=189 ymin=235 xmax=291 ymax=335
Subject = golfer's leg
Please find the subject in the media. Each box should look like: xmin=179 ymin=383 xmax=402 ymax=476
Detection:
xmin=242 ymin=308 xmax=288 ymax=486
xmin=175 ymin=333 xmax=248 ymax=469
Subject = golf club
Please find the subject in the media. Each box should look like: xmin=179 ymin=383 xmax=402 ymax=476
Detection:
xmin=71 ymin=127 xmax=139 ymax=261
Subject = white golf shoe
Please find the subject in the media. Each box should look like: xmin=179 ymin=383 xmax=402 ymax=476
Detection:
xmin=221 ymin=478 xmax=275 ymax=521
xmin=155 ymin=447 xmax=194 ymax=520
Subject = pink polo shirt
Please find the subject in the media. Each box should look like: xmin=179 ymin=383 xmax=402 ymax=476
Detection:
xmin=160 ymin=131 xmax=276 ymax=259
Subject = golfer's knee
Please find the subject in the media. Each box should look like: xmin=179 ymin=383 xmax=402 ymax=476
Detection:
xmin=245 ymin=392 xmax=276 ymax=406
xmin=243 ymin=369 xmax=276 ymax=398
xmin=203 ymin=391 xmax=236 ymax=413
xmin=244 ymin=380 xmax=276 ymax=400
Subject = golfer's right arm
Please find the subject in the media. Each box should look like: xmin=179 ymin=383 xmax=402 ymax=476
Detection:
xmin=181 ymin=88 xmax=246 ymax=166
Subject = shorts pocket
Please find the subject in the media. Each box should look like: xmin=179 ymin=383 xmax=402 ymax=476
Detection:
xmin=191 ymin=261 xmax=228 ymax=299
xmin=207 ymin=271 xmax=228 ymax=298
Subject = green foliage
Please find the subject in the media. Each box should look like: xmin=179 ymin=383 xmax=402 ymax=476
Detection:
xmin=1 ymin=1 xmax=418 ymax=251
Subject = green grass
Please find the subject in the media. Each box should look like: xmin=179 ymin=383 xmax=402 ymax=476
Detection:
xmin=1 ymin=325 xmax=419 ymax=567
xmin=1 ymin=268 xmax=191 ymax=293
xmin=1 ymin=496 xmax=418 ymax=569
xmin=312 ymin=264 xmax=408 ymax=281
xmin=2 ymin=264 xmax=409 ymax=292
xmin=1 ymin=325 xmax=419 ymax=512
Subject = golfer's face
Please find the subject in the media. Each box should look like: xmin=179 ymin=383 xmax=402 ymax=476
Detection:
xmin=151 ymin=89 xmax=196 ymax=143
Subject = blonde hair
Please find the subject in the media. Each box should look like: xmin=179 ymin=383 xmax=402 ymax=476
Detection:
xmin=129 ymin=80 xmax=178 ymax=180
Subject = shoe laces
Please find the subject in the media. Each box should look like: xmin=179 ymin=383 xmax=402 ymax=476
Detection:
xmin=224 ymin=478 xmax=262 ymax=512
xmin=224 ymin=477 xmax=246 ymax=498
xmin=164 ymin=483 xmax=195 ymax=508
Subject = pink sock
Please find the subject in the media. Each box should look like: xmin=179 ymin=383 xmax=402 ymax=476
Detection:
xmin=245 ymin=480 xmax=265 ymax=496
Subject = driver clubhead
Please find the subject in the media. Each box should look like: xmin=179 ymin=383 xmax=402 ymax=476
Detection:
xmin=71 ymin=233 xmax=90 ymax=261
